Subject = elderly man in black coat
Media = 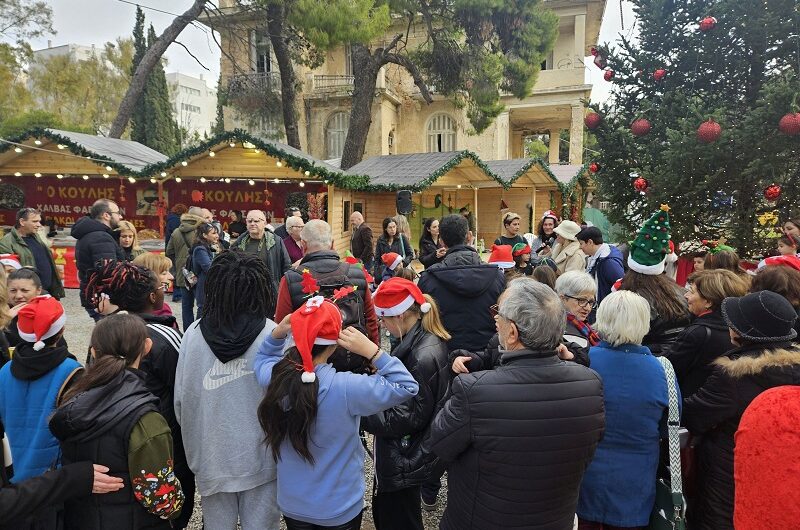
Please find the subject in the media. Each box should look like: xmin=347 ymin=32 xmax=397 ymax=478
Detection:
xmin=425 ymin=278 xmax=606 ymax=530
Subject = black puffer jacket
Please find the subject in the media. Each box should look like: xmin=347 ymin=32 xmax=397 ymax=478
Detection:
xmin=361 ymin=322 xmax=450 ymax=492
xmin=638 ymin=284 xmax=691 ymax=355
xmin=418 ymin=245 xmax=505 ymax=352
xmin=418 ymin=236 xmax=444 ymax=268
xmin=664 ymin=311 xmax=733 ymax=398
xmin=71 ymin=217 xmax=124 ymax=305
xmin=425 ymin=348 xmax=605 ymax=530
xmin=683 ymin=343 xmax=800 ymax=530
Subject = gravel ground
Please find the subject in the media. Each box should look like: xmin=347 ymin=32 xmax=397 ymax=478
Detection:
xmin=60 ymin=289 xmax=447 ymax=529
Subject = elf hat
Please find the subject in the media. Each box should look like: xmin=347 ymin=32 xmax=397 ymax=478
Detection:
xmin=17 ymin=295 xmax=66 ymax=351
xmin=0 ymin=254 xmax=21 ymax=270
xmin=373 ymin=277 xmax=431 ymax=317
xmin=541 ymin=210 xmax=560 ymax=223
xmin=291 ymin=296 xmax=343 ymax=383
xmin=512 ymin=243 xmax=531 ymax=257
xmin=488 ymin=245 xmax=515 ymax=269
xmin=628 ymin=205 xmax=672 ymax=275
xmin=381 ymin=252 xmax=403 ymax=272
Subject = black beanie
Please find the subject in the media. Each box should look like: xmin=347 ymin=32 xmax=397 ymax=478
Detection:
xmin=721 ymin=290 xmax=798 ymax=343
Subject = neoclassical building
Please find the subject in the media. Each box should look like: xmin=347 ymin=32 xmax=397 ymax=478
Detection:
xmin=204 ymin=0 xmax=605 ymax=166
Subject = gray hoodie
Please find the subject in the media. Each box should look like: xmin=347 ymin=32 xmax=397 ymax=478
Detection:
xmin=174 ymin=320 xmax=276 ymax=496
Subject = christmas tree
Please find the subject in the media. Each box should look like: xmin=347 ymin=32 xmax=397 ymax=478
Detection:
xmin=590 ymin=0 xmax=800 ymax=257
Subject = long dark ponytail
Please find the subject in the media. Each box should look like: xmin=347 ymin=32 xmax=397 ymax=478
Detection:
xmin=60 ymin=313 xmax=149 ymax=404
xmin=258 ymin=345 xmax=327 ymax=463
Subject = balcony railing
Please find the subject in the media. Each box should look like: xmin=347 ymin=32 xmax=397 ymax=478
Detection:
xmin=227 ymin=71 xmax=282 ymax=95
xmin=312 ymin=75 xmax=354 ymax=92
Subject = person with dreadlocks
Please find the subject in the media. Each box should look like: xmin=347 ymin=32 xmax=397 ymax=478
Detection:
xmin=255 ymin=295 xmax=418 ymax=530
xmin=85 ymin=260 xmax=195 ymax=528
xmin=174 ymin=251 xmax=281 ymax=529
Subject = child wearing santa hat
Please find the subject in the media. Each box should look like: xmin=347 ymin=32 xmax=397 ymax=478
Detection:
xmin=380 ymin=251 xmax=404 ymax=284
xmin=0 ymin=295 xmax=81 ymax=484
xmin=362 ymin=278 xmax=451 ymax=530
xmin=0 ymin=254 xmax=21 ymax=274
xmin=255 ymin=296 xmax=418 ymax=529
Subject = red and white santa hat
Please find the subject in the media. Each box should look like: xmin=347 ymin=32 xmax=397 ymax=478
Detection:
xmin=17 ymin=295 xmax=66 ymax=351
xmin=488 ymin=244 xmax=515 ymax=269
xmin=291 ymin=296 xmax=343 ymax=383
xmin=381 ymin=252 xmax=403 ymax=272
xmin=757 ymin=254 xmax=800 ymax=272
xmin=0 ymin=254 xmax=21 ymax=270
xmin=373 ymin=277 xmax=431 ymax=317
xmin=541 ymin=210 xmax=561 ymax=223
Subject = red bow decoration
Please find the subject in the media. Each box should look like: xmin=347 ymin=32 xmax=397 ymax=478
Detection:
xmin=300 ymin=269 xmax=320 ymax=294
xmin=333 ymin=285 xmax=356 ymax=300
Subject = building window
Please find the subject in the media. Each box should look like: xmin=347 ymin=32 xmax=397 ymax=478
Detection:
xmin=182 ymin=86 xmax=202 ymax=96
xmin=426 ymin=113 xmax=456 ymax=152
xmin=250 ymin=29 xmax=275 ymax=73
xmin=326 ymin=111 xmax=349 ymax=159
xmin=181 ymin=103 xmax=201 ymax=114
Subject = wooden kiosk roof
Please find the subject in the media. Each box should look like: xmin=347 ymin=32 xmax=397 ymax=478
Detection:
xmin=0 ymin=128 xmax=167 ymax=178
xmin=484 ymin=158 xmax=563 ymax=189
xmin=345 ymin=151 xmax=507 ymax=191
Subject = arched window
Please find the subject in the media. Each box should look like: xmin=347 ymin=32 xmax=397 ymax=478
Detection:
xmin=426 ymin=113 xmax=456 ymax=152
xmin=325 ymin=111 xmax=349 ymax=159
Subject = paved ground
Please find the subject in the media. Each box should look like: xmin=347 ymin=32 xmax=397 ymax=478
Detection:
xmin=61 ymin=289 xmax=447 ymax=529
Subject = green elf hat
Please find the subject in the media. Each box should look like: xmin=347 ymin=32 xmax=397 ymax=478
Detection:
xmin=628 ymin=204 xmax=672 ymax=275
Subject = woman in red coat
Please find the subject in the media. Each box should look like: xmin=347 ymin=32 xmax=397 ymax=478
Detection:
xmin=734 ymin=385 xmax=800 ymax=530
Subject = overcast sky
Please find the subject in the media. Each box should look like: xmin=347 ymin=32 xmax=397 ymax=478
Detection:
xmin=10 ymin=0 xmax=636 ymax=102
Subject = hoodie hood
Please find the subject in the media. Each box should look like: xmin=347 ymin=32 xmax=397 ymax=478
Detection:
xmin=138 ymin=311 xmax=178 ymax=329
xmin=70 ymin=216 xmax=113 ymax=240
xmin=424 ymin=262 xmax=502 ymax=298
xmin=199 ymin=314 xmax=267 ymax=363
xmin=179 ymin=213 xmax=205 ymax=233
xmin=49 ymin=369 xmax=158 ymax=443
xmin=714 ymin=345 xmax=800 ymax=380
xmin=10 ymin=342 xmax=73 ymax=381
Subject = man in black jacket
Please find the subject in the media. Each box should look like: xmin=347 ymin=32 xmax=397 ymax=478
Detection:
xmin=70 ymin=199 xmax=124 ymax=320
xmin=418 ymin=214 xmax=504 ymax=352
xmin=425 ymin=278 xmax=605 ymax=530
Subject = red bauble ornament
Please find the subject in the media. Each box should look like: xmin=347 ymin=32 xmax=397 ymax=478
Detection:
xmin=590 ymin=46 xmax=598 ymax=56
xmin=699 ymin=16 xmax=717 ymax=32
xmin=653 ymin=69 xmax=666 ymax=81
xmin=633 ymin=177 xmax=649 ymax=192
xmin=191 ymin=190 xmax=203 ymax=203
xmin=603 ymin=69 xmax=615 ymax=81
xmin=631 ymin=118 xmax=652 ymax=137
xmin=589 ymin=162 xmax=601 ymax=173
xmin=584 ymin=112 xmax=603 ymax=130
xmin=764 ymin=184 xmax=782 ymax=202
xmin=697 ymin=119 xmax=722 ymax=143
xmin=778 ymin=113 xmax=800 ymax=136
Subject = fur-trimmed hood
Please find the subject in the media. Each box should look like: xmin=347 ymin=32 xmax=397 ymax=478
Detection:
xmin=714 ymin=346 xmax=800 ymax=378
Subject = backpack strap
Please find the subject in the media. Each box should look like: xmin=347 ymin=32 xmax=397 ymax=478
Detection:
xmin=656 ymin=356 xmax=684 ymax=502
xmin=56 ymin=366 xmax=85 ymax=407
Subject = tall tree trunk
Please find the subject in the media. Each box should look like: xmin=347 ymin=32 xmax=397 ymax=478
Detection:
xmin=109 ymin=0 xmax=207 ymax=139
xmin=340 ymin=44 xmax=382 ymax=170
xmin=267 ymin=2 xmax=301 ymax=149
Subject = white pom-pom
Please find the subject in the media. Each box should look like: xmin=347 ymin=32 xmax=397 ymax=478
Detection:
xmin=33 ymin=340 xmax=45 ymax=351
xmin=420 ymin=302 xmax=431 ymax=314
xmin=301 ymin=371 xmax=316 ymax=383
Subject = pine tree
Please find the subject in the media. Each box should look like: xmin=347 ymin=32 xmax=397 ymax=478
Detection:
xmin=130 ymin=7 xmax=147 ymax=144
xmin=143 ymin=25 xmax=179 ymax=155
xmin=591 ymin=0 xmax=800 ymax=257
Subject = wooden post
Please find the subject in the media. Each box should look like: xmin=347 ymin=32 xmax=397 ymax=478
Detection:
xmin=157 ymin=180 xmax=165 ymax=238
xmin=530 ymin=185 xmax=537 ymax=231
xmin=473 ymin=186 xmax=479 ymax=246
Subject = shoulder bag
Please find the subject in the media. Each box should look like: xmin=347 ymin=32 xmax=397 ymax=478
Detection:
xmin=649 ymin=357 xmax=686 ymax=530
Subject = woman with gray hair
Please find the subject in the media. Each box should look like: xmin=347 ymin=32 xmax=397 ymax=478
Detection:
xmin=556 ymin=271 xmax=599 ymax=366
xmin=576 ymin=290 xmax=679 ymax=530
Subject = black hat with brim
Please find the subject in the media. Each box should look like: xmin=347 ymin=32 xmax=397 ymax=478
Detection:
xmin=721 ymin=290 xmax=798 ymax=343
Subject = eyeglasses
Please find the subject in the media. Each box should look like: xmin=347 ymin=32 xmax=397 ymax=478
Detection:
xmin=564 ymin=295 xmax=597 ymax=309
xmin=291 ymin=225 xmax=305 ymax=230
xmin=489 ymin=304 xmax=499 ymax=318
xmin=246 ymin=219 xmax=265 ymax=224
xmin=108 ymin=210 xmax=121 ymax=217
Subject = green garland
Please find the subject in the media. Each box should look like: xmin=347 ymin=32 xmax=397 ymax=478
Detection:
xmin=0 ymin=127 xmax=144 ymax=176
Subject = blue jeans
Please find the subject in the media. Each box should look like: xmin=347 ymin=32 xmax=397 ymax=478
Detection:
xmin=180 ymin=286 xmax=196 ymax=331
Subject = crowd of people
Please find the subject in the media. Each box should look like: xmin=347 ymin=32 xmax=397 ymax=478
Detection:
xmin=0 ymin=199 xmax=799 ymax=530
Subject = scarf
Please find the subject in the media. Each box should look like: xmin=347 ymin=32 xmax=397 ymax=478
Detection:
xmin=199 ymin=313 xmax=267 ymax=363
xmin=234 ymin=233 xmax=274 ymax=254
xmin=586 ymin=243 xmax=611 ymax=274
xmin=566 ymin=313 xmax=601 ymax=346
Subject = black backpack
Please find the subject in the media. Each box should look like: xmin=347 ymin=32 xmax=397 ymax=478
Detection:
xmin=313 ymin=263 xmax=371 ymax=374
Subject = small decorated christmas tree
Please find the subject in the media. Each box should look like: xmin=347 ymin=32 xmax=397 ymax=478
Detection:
xmin=627 ymin=205 xmax=672 ymax=275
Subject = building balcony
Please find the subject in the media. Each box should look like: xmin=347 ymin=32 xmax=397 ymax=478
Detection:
xmin=227 ymin=71 xmax=282 ymax=96
xmin=310 ymin=74 xmax=354 ymax=93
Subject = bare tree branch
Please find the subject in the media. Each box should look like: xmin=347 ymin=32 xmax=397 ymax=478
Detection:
xmin=383 ymin=52 xmax=433 ymax=104
xmin=173 ymin=40 xmax=210 ymax=70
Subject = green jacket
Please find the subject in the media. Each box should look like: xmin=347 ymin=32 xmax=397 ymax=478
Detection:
xmin=0 ymin=227 xmax=65 ymax=299
xmin=165 ymin=214 xmax=205 ymax=288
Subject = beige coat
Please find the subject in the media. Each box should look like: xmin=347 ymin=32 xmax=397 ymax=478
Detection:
xmin=552 ymin=239 xmax=586 ymax=274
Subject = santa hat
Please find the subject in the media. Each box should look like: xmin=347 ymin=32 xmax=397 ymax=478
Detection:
xmin=757 ymin=254 xmax=800 ymax=272
xmin=512 ymin=243 xmax=531 ymax=257
xmin=290 ymin=296 xmax=343 ymax=383
xmin=381 ymin=252 xmax=403 ymax=272
xmin=17 ymin=295 xmax=66 ymax=351
xmin=628 ymin=205 xmax=672 ymax=275
xmin=541 ymin=210 xmax=560 ymax=223
xmin=488 ymin=244 xmax=515 ymax=269
xmin=0 ymin=254 xmax=21 ymax=270
xmin=373 ymin=277 xmax=431 ymax=317
xmin=343 ymin=251 xmax=360 ymax=265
